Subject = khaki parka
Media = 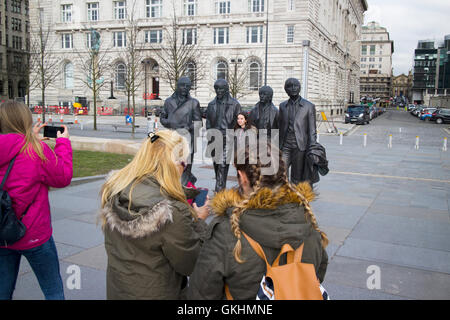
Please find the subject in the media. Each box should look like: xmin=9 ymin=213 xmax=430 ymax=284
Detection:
xmin=100 ymin=176 xmax=206 ymax=300
xmin=187 ymin=182 xmax=328 ymax=300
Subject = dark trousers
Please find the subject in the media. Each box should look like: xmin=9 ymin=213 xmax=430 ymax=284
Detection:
xmin=282 ymin=147 xmax=306 ymax=185
xmin=0 ymin=236 xmax=64 ymax=300
xmin=181 ymin=152 xmax=196 ymax=185
xmin=213 ymin=163 xmax=230 ymax=192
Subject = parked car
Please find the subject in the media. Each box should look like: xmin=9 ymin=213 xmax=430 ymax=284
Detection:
xmin=407 ymin=104 xmax=416 ymax=111
xmin=345 ymin=105 xmax=370 ymax=125
xmin=412 ymin=105 xmax=425 ymax=117
xmin=419 ymin=108 xmax=437 ymax=121
xmin=430 ymin=108 xmax=450 ymax=124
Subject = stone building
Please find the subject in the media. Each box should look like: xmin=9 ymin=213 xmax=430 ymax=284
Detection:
xmin=359 ymin=21 xmax=394 ymax=102
xmin=29 ymin=0 xmax=367 ymax=116
xmin=392 ymin=71 xmax=412 ymax=103
xmin=0 ymin=0 xmax=30 ymax=102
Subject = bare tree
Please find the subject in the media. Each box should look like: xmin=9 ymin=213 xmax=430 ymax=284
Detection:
xmin=74 ymin=30 xmax=111 ymax=130
xmin=228 ymin=58 xmax=249 ymax=100
xmin=120 ymin=1 xmax=145 ymax=135
xmin=152 ymin=3 xmax=205 ymax=91
xmin=29 ymin=5 xmax=63 ymax=123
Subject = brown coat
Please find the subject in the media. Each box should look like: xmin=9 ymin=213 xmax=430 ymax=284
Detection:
xmin=100 ymin=176 xmax=206 ymax=300
xmin=187 ymin=182 xmax=328 ymax=300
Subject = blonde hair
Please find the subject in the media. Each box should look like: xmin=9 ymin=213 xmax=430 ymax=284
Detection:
xmin=0 ymin=101 xmax=46 ymax=161
xmin=231 ymin=144 xmax=328 ymax=263
xmin=100 ymin=130 xmax=196 ymax=218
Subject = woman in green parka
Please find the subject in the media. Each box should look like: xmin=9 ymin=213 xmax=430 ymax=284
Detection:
xmin=187 ymin=144 xmax=329 ymax=300
xmin=99 ymin=130 xmax=209 ymax=300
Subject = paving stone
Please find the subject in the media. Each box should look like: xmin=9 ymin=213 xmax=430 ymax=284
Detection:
xmin=324 ymin=255 xmax=450 ymax=300
xmin=337 ymin=237 xmax=450 ymax=274
xmin=320 ymin=281 xmax=409 ymax=300
xmin=52 ymin=219 xmax=104 ymax=249
xmin=63 ymin=244 xmax=107 ymax=271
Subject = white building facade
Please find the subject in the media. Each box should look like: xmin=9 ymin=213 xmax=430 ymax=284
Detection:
xmin=29 ymin=0 xmax=367 ymax=115
xmin=359 ymin=21 xmax=394 ymax=101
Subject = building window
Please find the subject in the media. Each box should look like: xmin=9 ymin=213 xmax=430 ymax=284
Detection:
xmin=246 ymin=26 xmax=263 ymax=44
xmin=249 ymin=0 xmax=264 ymax=12
xmin=215 ymin=1 xmax=230 ymax=14
xmin=64 ymin=62 xmax=74 ymax=89
xmin=184 ymin=0 xmax=197 ymax=16
xmin=61 ymin=4 xmax=72 ymax=23
xmin=214 ymin=27 xmax=229 ymax=44
xmin=182 ymin=28 xmax=197 ymax=45
xmin=379 ymin=58 xmax=382 ymax=62
xmin=286 ymin=25 xmax=294 ymax=43
xmin=114 ymin=1 xmax=127 ymax=20
xmin=11 ymin=0 xmax=21 ymax=13
xmin=287 ymin=0 xmax=295 ymax=11
xmin=61 ymin=34 xmax=73 ymax=49
xmin=113 ymin=31 xmax=126 ymax=47
xmin=146 ymin=0 xmax=162 ymax=18
xmin=11 ymin=18 xmax=22 ymax=31
xmin=87 ymin=2 xmax=99 ymax=21
xmin=249 ymin=61 xmax=262 ymax=90
xmin=115 ymin=63 xmax=126 ymax=90
xmin=145 ymin=30 xmax=162 ymax=43
xmin=185 ymin=61 xmax=197 ymax=89
xmin=215 ymin=60 xmax=228 ymax=80
xmin=361 ymin=45 xmax=367 ymax=55
xmin=370 ymin=45 xmax=375 ymax=55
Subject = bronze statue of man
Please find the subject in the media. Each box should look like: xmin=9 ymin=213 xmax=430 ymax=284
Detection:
xmin=248 ymin=85 xmax=279 ymax=136
xmin=206 ymin=79 xmax=242 ymax=192
xmin=279 ymin=78 xmax=319 ymax=185
xmin=160 ymin=77 xmax=202 ymax=185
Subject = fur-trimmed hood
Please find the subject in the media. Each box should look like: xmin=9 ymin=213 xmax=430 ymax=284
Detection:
xmin=211 ymin=182 xmax=315 ymax=216
xmin=99 ymin=175 xmax=175 ymax=238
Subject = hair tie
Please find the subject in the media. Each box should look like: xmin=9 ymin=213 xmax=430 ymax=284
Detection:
xmin=148 ymin=132 xmax=160 ymax=143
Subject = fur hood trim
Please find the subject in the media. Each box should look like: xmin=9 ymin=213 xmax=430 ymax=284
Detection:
xmin=211 ymin=182 xmax=315 ymax=216
xmin=100 ymin=199 xmax=173 ymax=238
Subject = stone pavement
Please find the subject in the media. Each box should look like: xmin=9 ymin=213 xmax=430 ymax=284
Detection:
xmin=12 ymin=110 xmax=450 ymax=300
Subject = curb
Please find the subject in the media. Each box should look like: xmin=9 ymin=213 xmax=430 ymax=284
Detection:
xmin=69 ymin=174 xmax=107 ymax=187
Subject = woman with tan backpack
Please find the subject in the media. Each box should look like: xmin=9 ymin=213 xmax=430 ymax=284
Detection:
xmin=187 ymin=143 xmax=329 ymax=300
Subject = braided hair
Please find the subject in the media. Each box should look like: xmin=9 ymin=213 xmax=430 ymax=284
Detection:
xmin=230 ymin=143 xmax=328 ymax=263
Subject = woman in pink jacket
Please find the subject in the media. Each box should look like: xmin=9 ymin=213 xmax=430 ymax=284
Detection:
xmin=0 ymin=101 xmax=73 ymax=300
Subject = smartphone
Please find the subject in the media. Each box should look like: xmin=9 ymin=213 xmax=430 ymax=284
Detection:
xmin=193 ymin=189 xmax=208 ymax=207
xmin=43 ymin=126 xmax=64 ymax=138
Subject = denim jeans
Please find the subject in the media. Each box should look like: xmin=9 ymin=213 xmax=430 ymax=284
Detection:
xmin=0 ymin=236 xmax=65 ymax=300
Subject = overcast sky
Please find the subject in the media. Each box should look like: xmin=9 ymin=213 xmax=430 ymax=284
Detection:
xmin=364 ymin=0 xmax=450 ymax=76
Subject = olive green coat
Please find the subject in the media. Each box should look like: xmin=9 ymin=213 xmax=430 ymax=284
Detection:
xmin=187 ymin=183 xmax=328 ymax=300
xmin=100 ymin=176 xmax=206 ymax=300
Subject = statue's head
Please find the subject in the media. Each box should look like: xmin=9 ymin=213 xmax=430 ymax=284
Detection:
xmin=176 ymin=77 xmax=192 ymax=98
xmin=259 ymin=86 xmax=273 ymax=104
xmin=214 ymin=79 xmax=229 ymax=100
xmin=284 ymin=78 xmax=301 ymax=98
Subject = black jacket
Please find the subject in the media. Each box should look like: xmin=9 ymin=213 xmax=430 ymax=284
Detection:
xmin=248 ymin=102 xmax=279 ymax=131
xmin=160 ymin=94 xmax=202 ymax=132
xmin=303 ymin=142 xmax=329 ymax=184
xmin=206 ymin=94 xmax=242 ymax=132
xmin=279 ymin=97 xmax=317 ymax=151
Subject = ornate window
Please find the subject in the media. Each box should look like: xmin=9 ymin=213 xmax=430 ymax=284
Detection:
xmin=185 ymin=61 xmax=197 ymax=89
xmin=248 ymin=61 xmax=262 ymax=90
xmin=215 ymin=60 xmax=228 ymax=80
xmin=64 ymin=62 xmax=74 ymax=89
xmin=115 ymin=63 xmax=126 ymax=90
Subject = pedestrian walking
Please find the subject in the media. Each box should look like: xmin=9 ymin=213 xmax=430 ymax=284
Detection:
xmin=99 ymin=130 xmax=210 ymax=300
xmin=0 ymin=101 xmax=72 ymax=300
xmin=187 ymin=143 xmax=328 ymax=300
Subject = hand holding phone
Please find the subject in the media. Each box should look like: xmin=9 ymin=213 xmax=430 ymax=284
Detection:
xmin=43 ymin=125 xmax=65 ymax=138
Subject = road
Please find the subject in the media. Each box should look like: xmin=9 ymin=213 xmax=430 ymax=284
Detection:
xmin=13 ymin=109 xmax=450 ymax=300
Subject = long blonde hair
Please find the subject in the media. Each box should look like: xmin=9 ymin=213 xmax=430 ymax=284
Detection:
xmin=100 ymin=130 xmax=196 ymax=218
xmin=0 ymin=101 xmax=46 ymax=161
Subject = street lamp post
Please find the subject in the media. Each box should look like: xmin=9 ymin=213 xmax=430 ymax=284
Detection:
xmin=142 ymin=60 xmax=151 ymax=133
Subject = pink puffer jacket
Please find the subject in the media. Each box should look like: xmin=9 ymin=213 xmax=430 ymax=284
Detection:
xmin=0 ymin=133 xmax=73 ymax=250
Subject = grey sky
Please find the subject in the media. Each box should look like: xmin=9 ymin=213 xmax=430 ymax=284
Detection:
xmin=364 ymin=0 xmax=450 ymax=76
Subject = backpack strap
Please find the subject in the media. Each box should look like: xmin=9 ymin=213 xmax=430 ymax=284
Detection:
xmin=242 ymin=232 xmax=271 ymax=268
xmin=0 ymin=156 xmax=17 ymax=190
